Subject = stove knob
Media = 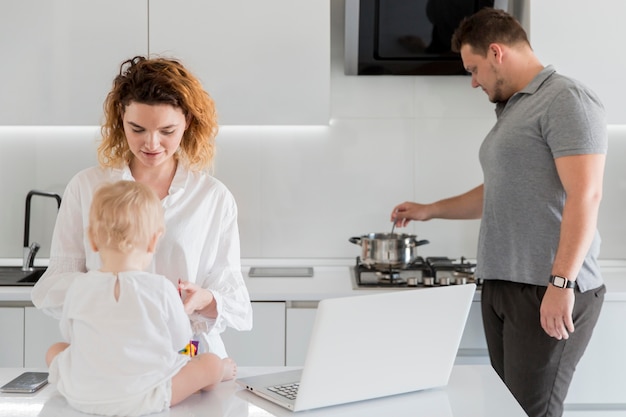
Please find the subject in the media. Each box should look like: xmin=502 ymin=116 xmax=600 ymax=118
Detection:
xmin=438 ymin=277 xmax=450 ymax=286
xmin=423 ymin=277 xmax=435 ymax=286
xmin=455 ymin=277 xmax=467 ymax=285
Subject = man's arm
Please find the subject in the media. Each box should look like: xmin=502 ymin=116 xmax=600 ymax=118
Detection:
xmin=540 ymin=153 xmax=605 ymax=339
xmin=391 ymin=184 xmax=484 ymax=226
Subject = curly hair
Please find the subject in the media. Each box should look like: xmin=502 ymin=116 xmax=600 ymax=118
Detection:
xmin=98 ymin=56 xmax=218 ymax=171
xmin=451 ymin=8 xmax=529 ymax=56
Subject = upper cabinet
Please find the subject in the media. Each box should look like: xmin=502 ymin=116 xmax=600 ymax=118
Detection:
xmin=0 ymin=0 xmax=148 ymax=125
xmin=0 ymin=0 xmax=330 ymax=126
xmin=148 ymin=0 xmax=330 ymax=125
xmin=530 ymin=0 xmax=626 ymax=124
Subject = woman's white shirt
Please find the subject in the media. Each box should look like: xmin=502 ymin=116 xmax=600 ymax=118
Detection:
xmin=32 ymin=164 xmax=253 ymax=358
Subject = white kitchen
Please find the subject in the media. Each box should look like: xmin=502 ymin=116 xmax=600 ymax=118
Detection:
xmin=1 ymin=0 xmax=625 ymax=416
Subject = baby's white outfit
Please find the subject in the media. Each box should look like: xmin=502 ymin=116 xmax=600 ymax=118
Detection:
xmin=49 ymin=270 xmax=192 ymax=416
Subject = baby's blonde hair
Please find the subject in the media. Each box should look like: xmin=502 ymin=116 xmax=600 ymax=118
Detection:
xmin=88 ymin=181 xmax=164 ymax=253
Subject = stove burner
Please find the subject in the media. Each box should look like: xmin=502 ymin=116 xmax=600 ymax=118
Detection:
xmin=352 ymin=256 xmax=479 ymax=289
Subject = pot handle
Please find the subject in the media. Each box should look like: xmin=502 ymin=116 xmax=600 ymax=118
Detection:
xmin=410 ymin=239 xmax=430 ymax=247
xmin=349 ymin=237 xmax=362 ymax=246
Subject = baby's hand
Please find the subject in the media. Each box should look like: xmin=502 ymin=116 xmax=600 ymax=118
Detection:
xmin=178 ymin=280 xmax=215 ymax=316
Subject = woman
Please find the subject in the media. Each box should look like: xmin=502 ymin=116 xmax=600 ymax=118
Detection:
xmin=32 ymin=56 xmax=253 ymax=357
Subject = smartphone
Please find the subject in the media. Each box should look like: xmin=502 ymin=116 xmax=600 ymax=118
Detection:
xmin=0 ymin=372 xmax=48 ymax=393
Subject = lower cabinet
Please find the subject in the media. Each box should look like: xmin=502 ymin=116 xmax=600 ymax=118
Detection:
xmin=0 ymin=306 xmax=62 ymax=368
xmin=4 ymin=295 xmax=626 ymax=411
xmin=456 ymin=301 xmax=490 ymax=365
xmin=565 ymin=300 xmax=626 ymax=406
xmin=455 ymin=299 xmax=626 ymax=409
xmin=0 ymin=307 xmax=25 ymax=367
xmin=222 ymin=301 xmax=286 ymax=366
xmin=5 ymin=302 xmax=291 ymax=368
xmin=286 ymin=302 xmax=319 ymax=366
xmin=24 ymin=307 xmax=62 ymax=368
xmin=222 ymin=300 xmax=319 ymax=367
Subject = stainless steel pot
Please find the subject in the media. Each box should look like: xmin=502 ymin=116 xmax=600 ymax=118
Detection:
xmin=349 ymin=233 xmax=429 ymax=269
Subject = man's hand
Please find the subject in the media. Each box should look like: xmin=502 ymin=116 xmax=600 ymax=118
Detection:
xmin=540 ymin=285 xmax=575 ymax=339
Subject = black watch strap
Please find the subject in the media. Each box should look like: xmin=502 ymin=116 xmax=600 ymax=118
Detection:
xmin=549 ymin=274 xmax=576 ymax=289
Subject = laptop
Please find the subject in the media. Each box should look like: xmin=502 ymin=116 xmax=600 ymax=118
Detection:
xmin=237 ymin=284 xmax=476 ymax=412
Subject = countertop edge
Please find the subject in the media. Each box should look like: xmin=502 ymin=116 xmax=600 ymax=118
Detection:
xmin=2 ymin=261 xmax=626 ymax=304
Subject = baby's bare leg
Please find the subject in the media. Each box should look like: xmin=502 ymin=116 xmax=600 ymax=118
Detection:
xmin=46 ymin=342 xmax=69 ymax=367
xmin=171 ymin=354 xmax=237 ymax=406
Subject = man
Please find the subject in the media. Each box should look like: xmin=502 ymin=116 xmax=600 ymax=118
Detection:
xmin=390 ymin=8 xmax=607 ymax=417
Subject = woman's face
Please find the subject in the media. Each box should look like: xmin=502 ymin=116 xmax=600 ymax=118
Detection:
xmin=122 ymin=102 xmax=187 ymax=169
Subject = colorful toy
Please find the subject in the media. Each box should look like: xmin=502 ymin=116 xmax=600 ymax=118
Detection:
xmin=179 ymin=340 xmax=199 ymax=357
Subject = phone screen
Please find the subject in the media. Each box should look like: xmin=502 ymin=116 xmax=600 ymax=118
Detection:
xmin=0 ymin=372 xmax=49 ymax=393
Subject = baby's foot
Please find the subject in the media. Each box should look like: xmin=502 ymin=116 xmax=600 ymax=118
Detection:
xmin=221 ymin=358 xmax=237 ymax=381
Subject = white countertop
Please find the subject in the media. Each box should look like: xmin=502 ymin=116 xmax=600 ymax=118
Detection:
xmin=0 ymin=365 xmax=527 ymax=417
xmin=2 ymin=258 xmax=626 ymax=303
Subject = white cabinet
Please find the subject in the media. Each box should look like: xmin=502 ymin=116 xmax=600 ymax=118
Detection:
xmin=0 ymin=306 xmax=61 ymax=368
xmin=222 ymin=300 xmax=318 ymax=367
xmin=1 ymin=0 xmax=329 ymax=126
xmin=0 ymin=0 xmax=148 ymax=125
xmin=456 ymin=301 xmax=489 ymax=364
xmin=221 ymin=301 xmax=285 ymax=366
xmin=565 ymin=300 xmax=626 ymax=405
xmin=3 ymin=301 xmax=287 ymax=369
xmin=149 ymin=0 xmax=330 ymax=125
xmin=530 ymin=0 xmax=626 ymax=124
xmin=24 ymin=307 xmax=62 ymax=368
xmin=286 ymin=302 xmax=318 ymax=366
xmin=0 ymin=307 xmax=24 ymax=367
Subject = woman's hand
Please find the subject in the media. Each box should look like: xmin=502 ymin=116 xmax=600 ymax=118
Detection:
xmin=179 ymin=280 xmax=218 ymax=318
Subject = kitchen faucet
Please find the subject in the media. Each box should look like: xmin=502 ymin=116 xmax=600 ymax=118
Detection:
xmin=23 ymin=190 xmax=62 ymax=271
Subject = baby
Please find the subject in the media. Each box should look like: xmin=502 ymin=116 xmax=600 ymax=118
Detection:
xmin=45 ymin=180 xmax=236 ymax=416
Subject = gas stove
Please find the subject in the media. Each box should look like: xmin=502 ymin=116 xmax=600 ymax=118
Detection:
xmin=351 ymin=256 xmax=480 ymax=289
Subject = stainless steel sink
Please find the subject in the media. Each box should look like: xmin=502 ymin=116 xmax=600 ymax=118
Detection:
xmin=0 ymin=267 xmax=46 ymax=286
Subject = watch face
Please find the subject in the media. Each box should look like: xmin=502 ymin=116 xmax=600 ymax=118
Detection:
xmin=553 ymin=276 xmax=566 ymax=287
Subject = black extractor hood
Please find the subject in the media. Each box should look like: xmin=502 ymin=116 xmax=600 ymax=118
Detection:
xmin=344 ymin=0 xmax=516 ymax=76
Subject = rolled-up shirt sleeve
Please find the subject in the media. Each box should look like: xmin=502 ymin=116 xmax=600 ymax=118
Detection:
xmin=192 ymin=193 xmax=253 ymax=335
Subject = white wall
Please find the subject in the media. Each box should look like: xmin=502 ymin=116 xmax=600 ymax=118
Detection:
xmin=1 ymin=0 xmax=624 ymax=261
xmin=530 ymin=1 xmax=626 ymax=125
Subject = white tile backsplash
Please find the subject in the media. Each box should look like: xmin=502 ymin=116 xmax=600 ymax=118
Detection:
xmin=258 ymin=118 xmax=416 ymax=258
xmin=0 ymin=127 xmax=99 ymax=258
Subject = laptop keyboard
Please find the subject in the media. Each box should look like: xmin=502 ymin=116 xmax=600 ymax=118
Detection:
xmin=268 ymin=382 xmax=300 ymax=400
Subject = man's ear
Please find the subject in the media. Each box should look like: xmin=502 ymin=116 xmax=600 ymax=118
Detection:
xmin=489 ymin=43 xmax=504 ymax=63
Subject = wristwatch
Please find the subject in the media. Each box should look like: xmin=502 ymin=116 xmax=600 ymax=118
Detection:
xmin=549 ymin=274 xmax=576 ymax=289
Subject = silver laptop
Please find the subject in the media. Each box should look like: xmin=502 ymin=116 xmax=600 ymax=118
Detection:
xmin=237 ymin=284 xmax=476 ymax=412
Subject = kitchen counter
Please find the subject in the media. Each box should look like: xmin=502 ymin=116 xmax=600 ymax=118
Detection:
xmin=2 ymin=258 xmax=626 ymax=303
xmin=0 ymin=365 xmax=527 ymax=417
